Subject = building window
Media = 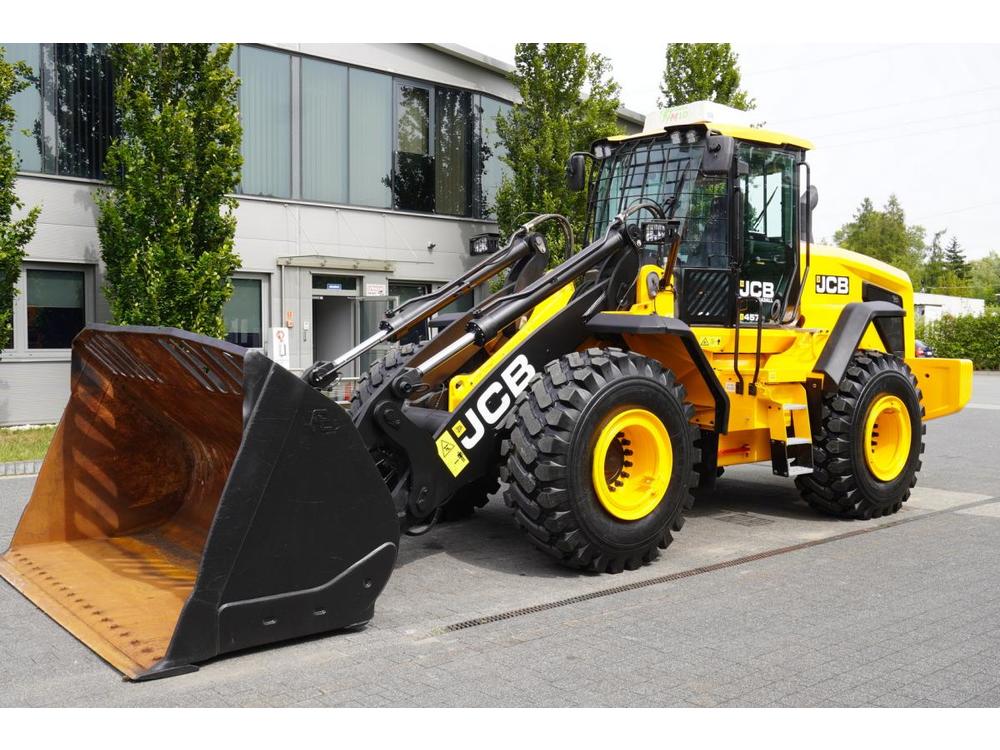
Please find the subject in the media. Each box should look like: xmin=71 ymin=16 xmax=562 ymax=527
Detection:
xmin=238 ymin=46 xmax=291 ymax=198
xmin=223 ymin=277 xmax=264 ymax=349
xmin=393 ymin=81 xmax=434 ymax=213
xmin=435 ymin=87 xmax=474 ymax=217
xmin=479 ymin=96 xmax=511 ymax=220
xmin=2 ymin=43 xmax=42 ymax=173
xmin=390 ymin=82 xmax=478 ymax=217
xmin=26 ymin=269 xmax=86 ymax=349
xmin=301 ymin=57 xmax=348 ymax=203
xmin=1 ymin=42 xmax=114 ymax=179
xmin=349 ymin=68 xmax=392 ymax=208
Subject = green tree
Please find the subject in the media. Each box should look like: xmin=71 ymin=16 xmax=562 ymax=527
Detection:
xmin=96 ymin=43 xmax=242 ymax=338
xmin=922 ymin=229 xmax=947 ymax=291
xmin=0 ymin=47 xmax=40 ymax=349
xmin=659 ymin=43 xmax=755 ymax=110
xmin=494 ymin=43 xmax=621 ymax=266
xmin=969 ymin=251 xmax=1000 ymax=302
xmin=944 ymin=236 xmax=970 ymax=279
xmin=833 ymin=195 xmax=925 ymax=287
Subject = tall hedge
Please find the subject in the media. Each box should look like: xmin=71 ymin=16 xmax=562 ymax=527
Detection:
xmin=918 ymin=310 xmax=1000 ymax=370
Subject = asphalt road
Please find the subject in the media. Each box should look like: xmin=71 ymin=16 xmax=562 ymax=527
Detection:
xmin=1 ymin=373 xmax=999 ymax=707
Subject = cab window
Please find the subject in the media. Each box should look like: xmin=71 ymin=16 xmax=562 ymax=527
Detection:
xmin=739 ymin=145 xmax=798 ymax=316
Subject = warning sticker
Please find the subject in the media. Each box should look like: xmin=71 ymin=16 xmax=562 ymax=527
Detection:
xmin=452 ymin=420 xmax=467 ymax=438
xmin=435 ymin=430 xmax=470 ymax=477
xmin=699 ymin=335 xmax=723 ymax=349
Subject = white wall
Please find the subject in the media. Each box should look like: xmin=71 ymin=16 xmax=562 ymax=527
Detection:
xmin=914 ymin=292 xmax=986 ymax=324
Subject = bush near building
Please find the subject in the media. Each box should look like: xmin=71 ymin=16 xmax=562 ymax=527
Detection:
xmin=917 ymin=309 xmax=1000 ymax=370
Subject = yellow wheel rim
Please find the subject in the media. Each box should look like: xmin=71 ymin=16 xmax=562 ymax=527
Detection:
xmin=863 ymin=394 xmax=912 ymax=482
xmin=591 ymin=408 xmax=672 ymax=521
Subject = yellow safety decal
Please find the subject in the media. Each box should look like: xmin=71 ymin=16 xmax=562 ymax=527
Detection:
xmin=452 ymin=420 xmax=467 ymax=438
xmin=699 ymin=335 xmax=723 ymax=349
xmin=435 ymin=430 xmax=469 ymax=477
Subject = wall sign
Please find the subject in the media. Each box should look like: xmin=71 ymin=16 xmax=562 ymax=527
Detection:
xmin=269 ymin=327 xmax=291 ymax=369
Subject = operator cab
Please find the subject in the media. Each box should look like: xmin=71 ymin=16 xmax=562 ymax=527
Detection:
xmin=571 ymin=101 xmax=815 ymax=328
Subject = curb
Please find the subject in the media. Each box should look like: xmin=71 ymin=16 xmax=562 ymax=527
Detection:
xmin=0 ymin=460 xmax=42 ymax=477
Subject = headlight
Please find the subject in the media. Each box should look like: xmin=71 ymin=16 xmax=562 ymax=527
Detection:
xmin=470 ymin=233 xmax=500 ymax=256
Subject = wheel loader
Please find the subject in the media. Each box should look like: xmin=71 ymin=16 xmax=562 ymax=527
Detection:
xmin=0 ymin=101 xmax=972 ymax=680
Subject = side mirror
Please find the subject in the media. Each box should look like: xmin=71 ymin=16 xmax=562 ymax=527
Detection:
xmin=566 ymin=152 xmax=588 ymax=192
xmin=702 ymin=134 xmax=736 ymax=175
xmin=799 ymin=184 xmax=818 ymax=242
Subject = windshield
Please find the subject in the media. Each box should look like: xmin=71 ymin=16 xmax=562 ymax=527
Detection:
xmin=588 ymin=133 xmax=729 ymax=268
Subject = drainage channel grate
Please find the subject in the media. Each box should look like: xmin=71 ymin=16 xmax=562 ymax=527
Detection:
xmin=436 ymin=495 xmax=1000 ymax=635
xmin=709 ymin=511 xmax=775 ymax=527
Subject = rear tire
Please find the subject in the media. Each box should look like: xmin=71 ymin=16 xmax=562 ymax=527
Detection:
xmin=501 ymin=348 xmax=699 ymax=573
xmin=796 ymin=350 xmax=925 ymax=519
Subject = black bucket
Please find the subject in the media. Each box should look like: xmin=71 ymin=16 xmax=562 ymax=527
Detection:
xmin=0 ymin=324 xmax=399 ymax=680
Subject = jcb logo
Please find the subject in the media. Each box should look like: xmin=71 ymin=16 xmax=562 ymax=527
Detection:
xmin=457 ymin=355 xmax=536 ymax=450
xmin=739 ymin=279 xmax=775 ymax=301
xmin=815 ymin=275 xmax=850 ymax=295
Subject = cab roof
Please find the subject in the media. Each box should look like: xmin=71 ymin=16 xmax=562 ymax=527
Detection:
xmin=605 ymin=101 xmax=814 ymax=150
xmin=607 ymin=122 xmax=814 ymax=151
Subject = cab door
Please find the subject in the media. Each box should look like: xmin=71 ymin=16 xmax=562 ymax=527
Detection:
xmin=738 ymin=145 xmax=800 ymax=323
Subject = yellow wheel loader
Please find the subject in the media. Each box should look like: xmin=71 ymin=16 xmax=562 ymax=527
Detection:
xmin=0 ymin=103 xmax=973 ymax=680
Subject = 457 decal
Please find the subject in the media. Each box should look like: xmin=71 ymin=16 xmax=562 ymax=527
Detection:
xmin=815 ymin=275 xmax=850 ymax=295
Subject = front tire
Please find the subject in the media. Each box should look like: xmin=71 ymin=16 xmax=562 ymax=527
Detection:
xmin=796 ymin=350 xmax=925 ymax=519
xmin=501 ymin=348 xmax=699 ymax=573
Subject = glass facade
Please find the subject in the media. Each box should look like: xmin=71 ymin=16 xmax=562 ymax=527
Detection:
xmin=301 ymin=58 xmax=348 ymax=203
xmin=434 ymin=86 xmax=473 ymax=217
xmin=237 ymin=46 xmax=292 ymax=198
xmin=3 ymin=42 xmax=513 ymax=219
xmin=349 ymin=68 xmax=393 ymax=208
xmin=233 ymin=45 xmax=511 ymax=218
xmin=478 ymin=97 xmax=510 ymax=220
xmin=3 ymin=43 xmax=42 ymax=173
xmin=393 ymin=82 xmax=434 ymax=212
xmin=1 ymin=43 xmax=114 ymax=179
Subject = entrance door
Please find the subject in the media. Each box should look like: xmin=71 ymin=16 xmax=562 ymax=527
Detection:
xmin=312 ymin=296 xmax=355 ymax=375
xmin=356 ymin=296 xmax=398 ymax=374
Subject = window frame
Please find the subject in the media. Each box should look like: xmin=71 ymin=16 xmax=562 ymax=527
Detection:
xmin=2 ymin=261 xmax=95 ymax=361
xmin=234 ymin=45 xmax=294 ymax=199
xmin=223 ymin=271 xmax=271 ymax=352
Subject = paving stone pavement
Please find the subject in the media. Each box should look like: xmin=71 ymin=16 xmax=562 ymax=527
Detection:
xmin=0 ymin=372 xmax=998 ymax=707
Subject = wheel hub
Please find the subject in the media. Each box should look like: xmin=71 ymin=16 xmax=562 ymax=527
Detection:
xmin=591 ymin=408 xmax=672 ymax=521
xmin=863 ymin=394 xmax=911 ymax=482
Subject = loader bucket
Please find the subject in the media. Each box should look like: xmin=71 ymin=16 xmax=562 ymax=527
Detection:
xmin=0 ymin=324 xmax=399 ymax=680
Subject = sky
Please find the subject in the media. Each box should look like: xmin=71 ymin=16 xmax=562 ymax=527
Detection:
xmin=473 ymin=42 xmax=1000 ymax=260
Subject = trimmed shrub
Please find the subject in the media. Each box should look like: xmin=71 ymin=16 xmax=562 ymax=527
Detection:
xmin=917 ymin=309 xmax=1000 ymax=370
